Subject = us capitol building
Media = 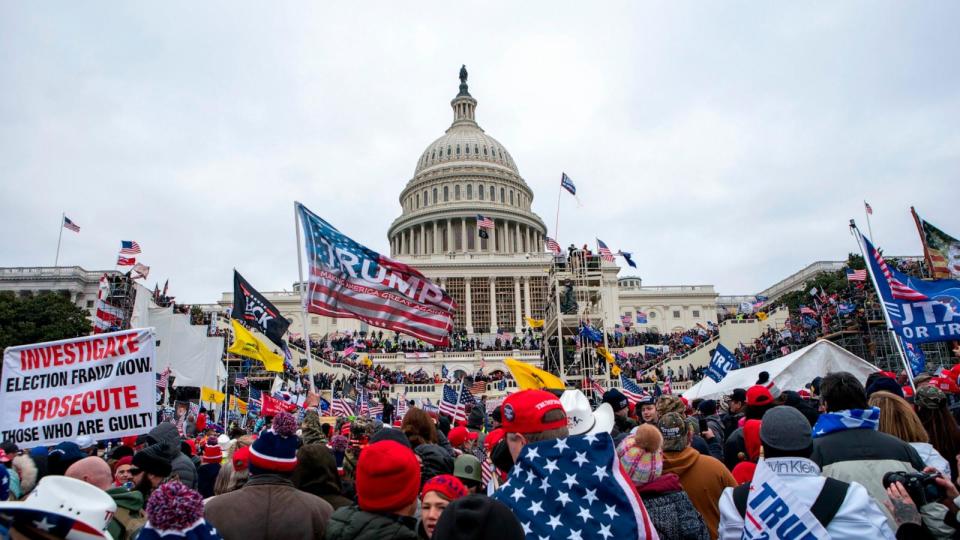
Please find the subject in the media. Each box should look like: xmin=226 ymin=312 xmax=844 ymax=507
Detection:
xmin=0 ymin=68 xmax=723 ymax=363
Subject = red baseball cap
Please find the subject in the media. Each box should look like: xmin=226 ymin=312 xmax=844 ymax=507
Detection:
xmin=484 ymin=428 xmax=505 ymax=452
xmin=902 ymin=386 xmax=915 ymax=398
xmin=448 ymin=426 xmax=478 ymax=448
xmin=501 ymin=390 xmax=566 ymax=434
xmin=929 ymin=377 xmax=960 ymax=394
xmin=746 ymin=385 xmax=774 ymax=407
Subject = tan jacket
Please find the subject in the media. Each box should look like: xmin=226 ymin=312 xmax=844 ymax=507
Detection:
xmin=204 ymin=474 xmax=334 ymax=540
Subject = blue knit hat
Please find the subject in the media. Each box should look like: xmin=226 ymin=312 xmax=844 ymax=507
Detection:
xmin=249 ymin=411 xmax=299 ymax=474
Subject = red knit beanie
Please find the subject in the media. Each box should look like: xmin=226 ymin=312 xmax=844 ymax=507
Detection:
xmin=420 ymin=474 xmax=468 ymax=502
xmin=356 ymin=440 xmax=421 ymax=514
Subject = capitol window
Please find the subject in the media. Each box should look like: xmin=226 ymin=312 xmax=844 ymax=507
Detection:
xmin=431 ymin=150 xmax=436 ymax=160
xmin=416 ymin=193 xmax=420 ymax=208
xmin=467 ymin=184 xmax=472 ymax=199
xmin=444 ymin=186 xmax=449 ymax=202
xmin=489 ymin=186 xmax=495 ymax=200
xmin=474 ymin=144 xmax=479 ymax=154
xmin=483 ymin=146 xmax=488 ymax=156
xmin=433 ymin=188 xmax=438 ymax=203
xmin=447 ymin=146 xmax=451 ymax=156
xmin=456 ymin=145 xmax=460 ymax=155
xmin=455 ymin=185 xmax=460 ymax=200
xmin=501 ymin=188 xmax=505 ymax=203
xmin=693 ymin=310 xmax=700 ymax=318
xmin=672 ymin=310 xmax=681 ymax=318
xmin=423 ymin=190 xmax=428 ymax=206
xmin=510 ymin=190 xmax=514 ymax=205
xmin=649 ymin=312 xmax=657 ymax=319
xmin=479 ymin=184 xmax=485 ymax=200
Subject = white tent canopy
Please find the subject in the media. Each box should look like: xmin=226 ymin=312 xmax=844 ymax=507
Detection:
xmin=682 ymin=340 xmax=880 ymax=401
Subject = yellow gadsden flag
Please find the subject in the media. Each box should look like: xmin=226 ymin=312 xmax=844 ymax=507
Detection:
xmin=597 ymin=346 xmax=615 ymax=364
xmin=228 ymin=319 xmax=285 ymax=373
xmin=505 ymin=358 xmax=565 ymax=390
xmin=201 ymin=386 xmax=226 ymax=404
xmin=756 ymin=311 xmax=768 ymax=321
xmin=525 ymin=317 xmax=545 ymax=329
xmin=228 ymin=396 xmax=248 ymax=415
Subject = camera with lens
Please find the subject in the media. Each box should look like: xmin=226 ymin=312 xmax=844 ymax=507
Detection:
xmin=882 ymin=471 xmax=946 ymax=506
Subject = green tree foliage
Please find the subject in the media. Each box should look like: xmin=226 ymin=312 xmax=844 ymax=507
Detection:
xmin=0 ymin=291 xmax=91 ymax=351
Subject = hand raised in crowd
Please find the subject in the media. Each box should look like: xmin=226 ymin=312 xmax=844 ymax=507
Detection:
xmin=884 ymin=482 xmax=922 ymax=528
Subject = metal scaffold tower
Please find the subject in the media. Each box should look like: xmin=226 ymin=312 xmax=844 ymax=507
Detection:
xmin=541 ymin=249 xmax=611 ymax=386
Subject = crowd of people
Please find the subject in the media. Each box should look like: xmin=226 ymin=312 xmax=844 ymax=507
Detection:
xmin=8 ymin=366 xmax=960 ymax=539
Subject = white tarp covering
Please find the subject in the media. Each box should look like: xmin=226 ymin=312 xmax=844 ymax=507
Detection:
xmin=682 ymin=340 xmax=879 ymax=401
xmin=149 ymin=306 xmax=226 ymax=389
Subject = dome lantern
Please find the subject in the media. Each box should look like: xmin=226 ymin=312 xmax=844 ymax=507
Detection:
xmin=451 ymin=65 xmax=478 ymax=127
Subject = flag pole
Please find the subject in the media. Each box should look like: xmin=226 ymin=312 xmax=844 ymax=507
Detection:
xmin=864 ymin=201 xmax=875 ymax=244
xmin=54 ymin=212 xmax=64 ymax=267
xmin=293 ymin=202 xmax=317 ymax=393
xmin=850 ymin=220 xmax=914 ymax=388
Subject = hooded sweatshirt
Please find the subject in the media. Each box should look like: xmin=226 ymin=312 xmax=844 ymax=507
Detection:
xmin=147 ymin=422 xmax=197 ymax=488
xmin=106 ymin=487 xmax=146 ymax=540
xmin=292 ymin=444 xmax=352 ymax=510
xmin=662 ymin=447 xmax=737 ymax=540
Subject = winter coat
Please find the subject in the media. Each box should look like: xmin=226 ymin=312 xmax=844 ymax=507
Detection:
xmin=911 ymin=442 xmax=952 ymax=478
xmin=106 ymin=487 xmax=146 ymax=540
xmin=147 ymin=422 xmax=197 ymax=489
xmin=692 ymin=434 xmax=724 ymax=462
xmin=637 ymin=473 xmax=710 ymax=540
xmin=718 ymin=457 xmax=895 ymax=540
xmin=810 ymin=428 xmax=926 ymax=529
xmin=662 ymin=447 xmax=737 ymax=540
xmin=702 ymin=414 xmax=725 ymax=447
xmin=722 ymin=427 xmax=747 ymax=471
xmin=205 ymin=474 xmax=334 ymax=540
xmin=293 ymin=444 xmax=354 ymax=510
xmin=197 ymin=463 xmax=220 ymax=499
xmin=720 ymin=412 xmax=743 ymax=441
xmin=325 ymin=505 xmax=418 ymax=540
xmin=414 ymin=444 xmax=454 ymax=486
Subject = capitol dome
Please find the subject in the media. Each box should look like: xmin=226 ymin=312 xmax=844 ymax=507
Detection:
xmin=389 ymin=66 xmax=547 ymax=258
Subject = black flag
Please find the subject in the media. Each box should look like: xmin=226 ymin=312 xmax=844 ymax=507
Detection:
xmin=232 ymin=270 xmax=290 ymax=348
xmin=479 ymin=229 xmax=489 ymax=239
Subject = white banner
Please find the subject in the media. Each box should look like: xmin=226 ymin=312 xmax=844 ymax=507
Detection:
xmin=742 ymin=458 xmax=830 ymax=539
xmin=1 ymin=328 xmax=156 ymax=448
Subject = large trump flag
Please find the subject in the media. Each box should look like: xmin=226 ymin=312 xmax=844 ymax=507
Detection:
xmin=296 ymin=202 xmax=455 ymax=346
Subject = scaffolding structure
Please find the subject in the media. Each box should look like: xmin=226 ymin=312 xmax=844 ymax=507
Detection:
xmin=101 ymin=273 xmax=138 ymax=331
xmin=541 ymin=250 xmax=612 ymax=386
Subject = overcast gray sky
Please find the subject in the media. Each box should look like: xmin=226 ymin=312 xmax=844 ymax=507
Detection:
xmin=2 ymin=2 xmax=958 ymax=303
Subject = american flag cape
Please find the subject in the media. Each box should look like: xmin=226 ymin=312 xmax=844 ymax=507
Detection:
xmin=493 ymin=433 xmax=658 ymax=540
xmin=297 ymin=202 xmax=455 ymax=346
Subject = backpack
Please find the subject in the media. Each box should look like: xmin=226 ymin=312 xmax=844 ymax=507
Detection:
xmin=733 ymin=477 xmax=849 ymax=528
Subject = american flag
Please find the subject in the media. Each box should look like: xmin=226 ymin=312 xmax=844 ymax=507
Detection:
xmin=481 ymin=458 xmax=495 ymax=487
xmin=358 ymin=393 xmax=369 ymax=417
xmin=297 ymin=203 xmax=455 ymax=347
xmin=586 ymin=377 xmax=606 ymax=399
xmin=470 ymin=379 xmax=488 ymax=395
xmin=560 ymin=172 xmax=577 ymax=195
xmin=867 ymin=237 xmax=928 ymax=301
xmin=846 ymin=268 xmax=867 ymax=282
xmin=63 ymin=216 xmax=80 ymax=232
xmin=248 ymin=388 xmax=262 ymax=409
xmin=234 ymin=375 xmax=248 ymax=387
xmin=395 ymin=394 xmax=408 ymax=420
xmin=597 ymin=239 xmax=615 ymax=262
xmin=368 ymin=398 xmax=384 ymax=417
xmin=331 ymin=393 xmax=355 ymax=417
xmin=546 ymin=237 xmax=562 ymax=255
xmin=439 ymin=383 xmax=474 ymax=423
xmin=493 ymin=433 xmax=656 ymax=539
xmin=636 ymin=311 xmax=648 ymax=324
xmin=119 ymin=240 xmax=142 ymax=254
xmin=799 ymin=305 xmax=818 ymax=316
xmin=477 ymin=214 xmax=494 ymax=229
xmin=865 ymin=201 xmax=873 ymax=215
xmin=620 ymin=314 xmax=632 ymax=326
xmin=117 ymin=256 xmax=136 ymax=266
xmin=663 ymin=375 xmax=673 ymax=395
xmin=156 ymin=367 xmax=171 ymax=389
xmin=619 ymin=374 xmax=647 ymax=404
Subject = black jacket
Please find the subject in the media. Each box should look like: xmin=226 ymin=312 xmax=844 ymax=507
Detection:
xmin=325 ymin=506 xmax=418 ymax=540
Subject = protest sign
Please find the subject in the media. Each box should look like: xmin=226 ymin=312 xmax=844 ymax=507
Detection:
xmin=705 ymin=344 xmax=739 ymax=383
xmin=1 ymin=328 xmax=156 ymax=448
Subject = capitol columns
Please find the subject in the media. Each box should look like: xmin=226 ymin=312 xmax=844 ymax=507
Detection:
xmin=446 ymin=219 xmax=453 ymax=253
xmin=464 ymin=277 xmax=474 ymax=333
xmin=513 ymin=276 xmax=522 ymax=334
xmin=488 ymin=276 xmax=497 ymax=333
xmin=523 ymin=276 xmax=532 ymax=319
xmin=461 ymin=217 xmax=468 ymax=253
xmin=525 ymin=226 xmax=531 ymax=253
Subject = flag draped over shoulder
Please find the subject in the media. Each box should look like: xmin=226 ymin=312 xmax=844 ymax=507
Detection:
xmin=233 ymin=270 xmax=290 ymax=348
xmin=228 ymin=319 xmax=285 ymax=372
xmin=297 ymin=202 xmax=455 ymax=346
xmin=913 ymin=208 xmax=960 ymax=280
xmin=493 ymin=433 xmax=657 ymax=540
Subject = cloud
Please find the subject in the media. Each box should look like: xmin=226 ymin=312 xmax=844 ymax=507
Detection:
xmin=1 ymin=1 xmax=958 ymax=302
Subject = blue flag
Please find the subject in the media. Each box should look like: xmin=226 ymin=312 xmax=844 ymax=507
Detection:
xmin=644 ymin=345 xmax=660 ymax=358
xmin=837 ymin=303 xmax=856 ymax=316
xmin=705 ymin=344 xmax=739 ymax=383
xmin=681 ymin=335 xmax=695 ymax=346
xmin=560 ymin=172 xmax=576 ymax=195
xmin=579 ymin=324 xmax=603 ymax=344
xmin=904 ymin=339 xmax=926 ymax=376
xmin=859 ymin=230 xmax=960 ymax=344
xmin=619 ymin=251 xmax=637 ymax=268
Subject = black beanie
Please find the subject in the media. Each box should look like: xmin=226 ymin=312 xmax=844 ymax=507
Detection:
xmin=432 ymin=494 xmax=525 ymax=540
xmin=133 ymin=443 xmax=173 ymax=477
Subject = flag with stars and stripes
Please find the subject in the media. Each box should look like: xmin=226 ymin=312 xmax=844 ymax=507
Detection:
xmin=296 ymin=202 xmax=455 ymax=347
xmin=596 ymin=239 xmax=615 ymax=262
xmin=492 ymin=433 xmax=657 ymax=540
xmin=395 ymin=394 xmax=408 ymax=420
xmin=63 ymin=216 xmax=80 ymax=232
xmin=234 ymin=375 xmax=248 ymax=388
xmin=156 ymin=367 xmax=171 ymax=390
xmin=619 ymin=374 xmax=648 ymax=405
xmin=438 ymin=383 xmax=475 ymax=423
xmin=331 ymin=393 xmax=355 ymax=417
xmin=546 ymin=237 xmax=562 ymax=255
xmin=119 ymin=240 xmax=142 ymax=254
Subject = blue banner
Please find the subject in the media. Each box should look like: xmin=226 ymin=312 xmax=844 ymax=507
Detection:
xmin=837 ymin=303 xmax=855 ymax=316
xmin=860 ymin=231 xmax=960 ymax=344
xmin=705 ymin=344 xmax=739 ymax=383
xmin=644 ymin=345 xmax=660 ymax=358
